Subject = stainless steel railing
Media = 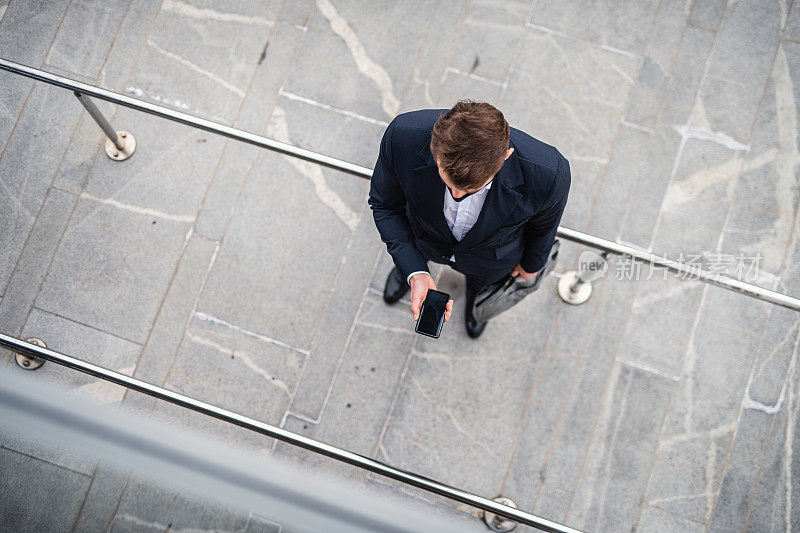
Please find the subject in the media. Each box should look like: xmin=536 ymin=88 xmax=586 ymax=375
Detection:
xmin=1 ymin=57 xmax=796 ymax=312
xmin=0 ymin=54 xmax=798 ymax=531
xmin=0 ymin=333 xmax=579 ymax=533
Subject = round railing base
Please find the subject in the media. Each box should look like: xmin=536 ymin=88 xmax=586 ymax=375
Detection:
xmin=105 ymin=131 xmax=136 ymax=161
xmin=15 ymin=337 xmax=47 ymax=370
xmin=557 ymin=271 xmax=593 ymax=305
xmin=482 ymin=497 xmax=519 ymax=532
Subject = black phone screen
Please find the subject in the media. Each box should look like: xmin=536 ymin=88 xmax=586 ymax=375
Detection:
xmin=416 ymin=289 xmax=450 ymax=337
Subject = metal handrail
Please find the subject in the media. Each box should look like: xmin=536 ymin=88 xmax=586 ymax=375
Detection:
xmin=0 ymin=333 xmax=579 ymax=533
xmin=0 ymin=57 xmax=798 ymax=311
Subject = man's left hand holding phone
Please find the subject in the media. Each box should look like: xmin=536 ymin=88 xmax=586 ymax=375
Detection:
xmin=410 ymin=273 xmax=453 ymax=338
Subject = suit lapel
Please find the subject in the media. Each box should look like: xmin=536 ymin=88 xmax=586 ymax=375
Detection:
xmin=411 ymin=137 xmax=453 ymax=240
xmin=455 ymin=145 xmax=523 ymax=250
xmin=410 ymin=136 xmax=524 ymax=250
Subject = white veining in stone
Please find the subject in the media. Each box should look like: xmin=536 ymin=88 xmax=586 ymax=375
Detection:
xmin=80 ymin=192 xmax=195 ymax=222
xmin=146 ymin=39 xmax=246 ymax=98
xmin=162 ymin=0 xmax=274 ymax=27
xmin=193 ymin=310 xmax=310 ymax=355
xmin=315 ymin=0 xmax=400 ymax=118
xmin=409 ymin=377 xmax=499 ymax=460
xmin=661 ymin=149 xmax=776 ymax=212
xmin=441 ymin=67 xmax=506 ymax=88
xmin=742 ymin=316 xmax=800 ymax=413
xmin=672 ymin=124 xmax=751 ymax=151
xmin=659 ymin=420 xmax=737 ymax=448
xmin=620 ymin=116 xmax=653 ymax=133
xmin=278 ymin=88 xmax=389 ymax=126
xmin=616 ymin=357 xmax=680 ymax=381
xmin=187 ymin=333 xmax=292 ymax=396
xmin=269 ymin=106 xmax=359 ymax=231
xmin=631 ymin=280 xmax=696 ymax=310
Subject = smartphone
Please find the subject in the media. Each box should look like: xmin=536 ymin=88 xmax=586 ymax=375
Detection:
xmin=415 ymin=289 xmax=450 ymax=338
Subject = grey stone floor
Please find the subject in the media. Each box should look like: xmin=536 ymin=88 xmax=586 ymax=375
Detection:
xmin=0 ymin=0 xmax=799 ymax=531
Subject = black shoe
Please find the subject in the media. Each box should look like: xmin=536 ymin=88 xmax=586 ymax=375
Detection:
xmin=383 ymin=266 xmax=410 ymax=304
xmin=464 ymin=283 xmax=487 ymax=338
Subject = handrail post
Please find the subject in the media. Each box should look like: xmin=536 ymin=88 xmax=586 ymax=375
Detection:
xmin=74 ymin=91 xmax=136 ymax=161
xmin=558 ymin=250 xmax=609 ymax=305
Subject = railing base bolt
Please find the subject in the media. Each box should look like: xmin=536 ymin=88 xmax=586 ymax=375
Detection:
xmin=557 ymin=271 xmax=593 ymax=305
xmin=482 ymin=496 xmax=519 ymax=532
xmin=105 ymin=131 xmax=136 ymax=161
xmin=15 ymin=338 xmax=46 ymax=370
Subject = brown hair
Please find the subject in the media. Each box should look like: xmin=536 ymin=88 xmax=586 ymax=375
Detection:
xmin=430 ymin=100 xmax=510 ymax=190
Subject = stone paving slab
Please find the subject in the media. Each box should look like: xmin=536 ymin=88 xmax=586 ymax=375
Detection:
xmin=0 ymin=83 xmax=83 ymax=296
xmin=0 ymin=0 xmax=70 ymax=149
xmin=45 ymin=0 xmax=129 ymax=80
xmin=2 ymin=307 xmax=141 ymax=474
xmin=530 ymin=0 xmax=660 ymax=54
xmin=1 ymin=0 xmax=800 ymax=531
xmin=0 ymin=447 xmax=92 ymax=533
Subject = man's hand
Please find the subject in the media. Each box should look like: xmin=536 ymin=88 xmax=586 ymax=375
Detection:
xmin=511 ymin=262 xmax=539 ymax=280
xmin=409 ymin=273 xmax=453 ymax=322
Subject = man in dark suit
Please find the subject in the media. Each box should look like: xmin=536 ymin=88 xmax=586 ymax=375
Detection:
xmin=368 ymin=101 xmax=570 ymax=338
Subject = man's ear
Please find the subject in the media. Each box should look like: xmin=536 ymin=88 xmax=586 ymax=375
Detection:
xmin=505 ymin=147 xmax=514 ymax=160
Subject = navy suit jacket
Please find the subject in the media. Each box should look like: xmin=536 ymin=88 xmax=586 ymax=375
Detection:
xmin=368 ymin=108 xmax=571 ymax=289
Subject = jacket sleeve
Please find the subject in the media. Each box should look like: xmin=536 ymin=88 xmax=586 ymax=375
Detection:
xmin=520 ymin=154 xmax=571 ymax=273
xmin=367 ymin=121 xmax=430 ymax=281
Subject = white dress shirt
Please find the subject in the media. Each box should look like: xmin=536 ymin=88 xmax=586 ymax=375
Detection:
xmin=406 ymin=180 xmax=493 ymax=284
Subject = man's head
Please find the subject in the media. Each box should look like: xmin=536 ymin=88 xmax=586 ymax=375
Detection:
xmin=430 ymin=100 xmax=513 ymax=198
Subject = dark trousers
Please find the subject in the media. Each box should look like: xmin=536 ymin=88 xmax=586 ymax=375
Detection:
xmin=428 ymin=255 xmax=508 ymax=295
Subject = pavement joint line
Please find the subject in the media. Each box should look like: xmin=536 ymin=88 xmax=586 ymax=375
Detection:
xmin=353 ymin=320 xmax=415 ymax=336
xmin=283 ymin=411 xmax=318 ymax=426
xmin=499 ymin=26 xmax=527 ymax=101
xmin=633 ymin=280 xmax=711 ymax=526
xmin=370 ymin=326 xmax=422 ymax=479
xmin=366 ymin=286 xmax=411 ymax=306
xmin=614 ymin=357 xmax=681 ymax=382
xmin=277 ymin=87 xmax=390 ymax=127
xmin=161 ymin=242 xmax=221 ymax=390
xmin=0 ymin=444 xmax=94 ymax=479
xmin=29 ymin=305 xmax=144 ymax=347
xmin=524 ymin=0 xmax=538 ymax=26
xmin=656 ymin=30 xmax=798 ymax=522
xmin=366 ymin=473 xmax=439 ymax=505
xmin=646 ymin=0 xmax=733 ymax=254
xmin=258 ymin=2 xmax=315 ymax=143
xmin=192 ymin=311 xmax=310 ymax=356
xmin=278 ymin=281 xmax=375 ymax=427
